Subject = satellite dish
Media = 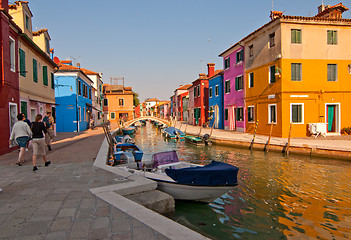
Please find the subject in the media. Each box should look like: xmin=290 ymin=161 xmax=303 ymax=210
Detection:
xmin=53 ymin=57 xmax=60 ymax=64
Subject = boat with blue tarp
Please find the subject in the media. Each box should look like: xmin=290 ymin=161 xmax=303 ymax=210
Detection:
xmin=162 ymin=127 xmax=185 ymax=139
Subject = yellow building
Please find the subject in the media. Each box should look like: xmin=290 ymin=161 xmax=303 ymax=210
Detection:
xmin=102 ymin=84 xmax=134 ymax=123
xmin=9 ymin=1 xmax=57 ymax=121
xmin=243 ymin=3 xmax=351 ymax=137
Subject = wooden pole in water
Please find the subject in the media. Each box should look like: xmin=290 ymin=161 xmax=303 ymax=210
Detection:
xmin=198 ymin=124 xmax=203 ymax=137
xmin=184 ymin=122 xmax=188 ymax=134
xmin=209 ymin=112 xmax=216 ymax=138
xmin=249 ymin=120 xmax=259 ymax=150
xmin=285 ymin=122 xmax=293 ymax=155
xmin=265 ymin=122 xmax=274 ymax=152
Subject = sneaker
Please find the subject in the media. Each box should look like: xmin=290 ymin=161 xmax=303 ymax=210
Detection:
xmin=25 ymin=148 xmax=28 ymax=152
xmin=45 ymin=161 xmax=51 ymax=167
xmin=33 ymin=166 xmax=38 ymax=171
xmin=48 ymin=145 xmax=52 ymax=151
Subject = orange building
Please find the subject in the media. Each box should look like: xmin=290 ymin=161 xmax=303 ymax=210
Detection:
xmin=102 ymin=84 xmax=134 ymax=123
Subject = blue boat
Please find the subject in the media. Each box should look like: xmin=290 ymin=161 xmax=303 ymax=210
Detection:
xmin=162 ymin=127 xmax=185 ymax=139
xmin=113 ymin=143 xmax=143 ymax=165
xmin=122 ymin=127 xmax=135 ymax=135
xmin=115 ymin=135 xmax=135 ymax=144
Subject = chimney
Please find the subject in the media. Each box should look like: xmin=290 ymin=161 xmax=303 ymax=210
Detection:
xmin=207 ymin=63 xmax=215 ymax=78
xmin=199 ymin=73 xmax=206 ymax=79
xmin=0 ymin=0 xmax=9 ymax=12
xmin=270 ymin=11 xmax=283 ymax=20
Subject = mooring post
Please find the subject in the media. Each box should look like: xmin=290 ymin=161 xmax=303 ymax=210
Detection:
xmin=265 ymin=122 xmax=274 ymax=152
xmin=249 ymin=120 xmax=259 ymax=150
xmin=285 ymin=122 xmax=293 ymax=155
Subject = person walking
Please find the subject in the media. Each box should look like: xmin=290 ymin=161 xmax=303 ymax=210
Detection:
xmin=22 ymin=113 xmax=31 ymax=151
xmin=9 ymin=113 xmax=32 ymax=166
xmin=31 ymin=114 xmax=51 ymax=172
xmin=43 ymin=111 xmax=54 ymax=151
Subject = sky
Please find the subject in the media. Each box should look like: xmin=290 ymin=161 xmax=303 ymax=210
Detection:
xmin=26 ymin=0 xmax=351 ymax=102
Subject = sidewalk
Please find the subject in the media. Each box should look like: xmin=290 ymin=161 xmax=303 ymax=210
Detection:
xmin=0 ymin=127 xmax=172 ymax=240
xmin=175 ymin=123 xmax=351 ymax=160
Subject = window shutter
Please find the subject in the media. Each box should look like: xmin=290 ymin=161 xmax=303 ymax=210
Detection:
xmin=291 ymin=30 xmax=296 ymax=43
xmin=43 ymin=66 xmax=48 ymax=85
xmin=291 ymin=64 xmax=296 ymax=81
xmin=33 ymin=59 xmax=37 ymax=82
xmin=296 ymin=30 xmax=301 ymax=43
xmin=51 ymin=72 xmax=54 ymax=89
xmin=19 ymin=49 xmax=26 ymax=77
xmin=333 ymin=31 xmax=337 ymax=44
xmin=327 ymin=31 xmax=332 ymax=44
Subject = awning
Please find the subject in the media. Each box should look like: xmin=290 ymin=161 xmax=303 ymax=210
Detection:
xmin=86 ymin=103 xmax=102 ymax=112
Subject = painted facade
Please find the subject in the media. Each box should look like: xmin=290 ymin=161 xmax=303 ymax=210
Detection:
xmin=55 ymin=66 xmax=93 ymax=132
xmin=9 ymin=1 xmax=57 ymax=123
xmin=219 ymin=45 xmax=246 ymax=132
xmin=0 ymin=0 xmax=21 ymax=155
xmin=208 ymin=71 xmax=224 ymax=129
xmin=103 ymin=84 xmax=134 ymax=123
xmin=243 ymin=3 xmax=351 ymax=137
xmin=173 ymin=84 xmax=191 ymax=121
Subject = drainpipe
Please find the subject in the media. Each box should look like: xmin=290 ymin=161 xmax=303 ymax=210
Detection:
xmin=76 ymin=76 xmax=79 ymax=132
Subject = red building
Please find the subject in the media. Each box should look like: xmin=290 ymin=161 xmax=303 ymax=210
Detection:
xmin=0 ymin=0 xmax=21 ymax=155
xmin=192 ymin=63 xmax=218 ymax=126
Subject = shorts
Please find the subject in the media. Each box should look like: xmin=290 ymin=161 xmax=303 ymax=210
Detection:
xmin=16 ymin=136 xmax=29 ymax=148
xmin=32 ymin=138 xmax=46 ymax=156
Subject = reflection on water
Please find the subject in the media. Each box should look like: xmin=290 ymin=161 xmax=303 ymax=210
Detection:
xmin=134 ymin=123 xmax=351 ymax=239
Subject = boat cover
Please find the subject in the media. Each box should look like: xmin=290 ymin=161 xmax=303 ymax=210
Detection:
xmin=164 ymin=127 xmax=184 ymax=136
xmin=165 ymin=161 xmax=239 ymax=186
xmin=152 ymin=150 xmax=179 ymax=168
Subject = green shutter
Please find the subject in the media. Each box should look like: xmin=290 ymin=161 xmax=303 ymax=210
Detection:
xmin=19 ymin=49 xmax=26 ymax=77
xmin=235 ymin=77 xmax=238 ymax=91
xmin=43 ymin=66 xmax=48 ymax=85
xmin=333 ymin=31 xmax=337 ymax=44
xmin=51 ymin=72 xmax=54 ymax=89
xmin=21 ymin=101 xmax=27 ymax=117
xmin=296 ymin=30 xmax=301 ymax=43
xmin=33 ymin=58 xmax=37 ymax=82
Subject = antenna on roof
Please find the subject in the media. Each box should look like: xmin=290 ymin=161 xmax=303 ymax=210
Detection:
xmin=272 ymin=0 xmax=274 ymax=11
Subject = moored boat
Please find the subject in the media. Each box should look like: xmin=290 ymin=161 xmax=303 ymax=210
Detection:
xmin=184 ymin=134 xmax=212 ymax=146
xmin=113 ymin=143 xmax=143 ymax=167
xmin=162 ymin=127 xmax=185 ymax=139
xmin=122 ymin=127 xmax=135 ymax=135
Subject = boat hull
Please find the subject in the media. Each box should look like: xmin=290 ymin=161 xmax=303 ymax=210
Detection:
xmin=149 ymin=178 xmax=234 ymax=202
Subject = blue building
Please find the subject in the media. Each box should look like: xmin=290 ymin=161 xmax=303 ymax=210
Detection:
xmin=55 ymin=62 xmax=93 ymax=132
xmin=208 ymin=70 xmax=224 ymax=129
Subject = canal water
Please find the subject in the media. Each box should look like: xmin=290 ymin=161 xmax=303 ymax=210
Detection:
xmin=132 ymin=123 xmax=351 ymax=240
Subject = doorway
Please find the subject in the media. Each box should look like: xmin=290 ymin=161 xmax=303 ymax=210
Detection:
xmin=30 ymin=108 xmax=36 ymax=122
xmin=326 ymin=104 xmax=340 ymax=133
xmin=228 ymin=106 xmax=236 ymax=131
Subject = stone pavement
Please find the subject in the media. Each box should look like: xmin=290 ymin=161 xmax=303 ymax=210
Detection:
xmin=0 ymin=126 xmax=171 ymax=240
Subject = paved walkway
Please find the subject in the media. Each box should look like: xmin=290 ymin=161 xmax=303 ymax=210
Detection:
xmin=0 ymin=127 xmax=171 ymax=240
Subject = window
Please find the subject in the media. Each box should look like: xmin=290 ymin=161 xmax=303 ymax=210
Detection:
xmin=225 ymin=109 xmax=228 ymax=121
xmin=249 ymin=72 xmax=254 ymax=88
xmin=33 ymin=58 xmax=38 ymax=82
xmin=291 ymin=104 xmax=304 ymax=123
xmin=25 ymin=15 xmax=29 ymax=29
xmin=327 ymin=64 xmax=337 ymax=81
xmin=268 ymin=104 xmax=277 ymax=123
xmin=9 ymin=37 xmax=15 ymax=72
xmin=327 ymin=30 xmax=337 ymax=45
xmin=78 ymin=80 xmax=81 ymax=95
xmin=269 ymin=33 xmax=275 ymax=48
xmin=236 ymin=50 xmax=243 ymax=63
xmin=197 ymin=85 xmax=200 ymax=97
xmin=291 ymin=63 xmax=302 ymax=81
xmin=249 ymin=45 xmax=253 ymax=57
xmin=269 ymin=65 xmax=276 ymax=83
xmin=51 ymin=72 xmax=54 ymax=89
xmin=193 ymin=88 xmax=196 ymax=98
xmin=225 ymin=80 xmax=230 ymax=94
xmin=236 ymin=107 xmax=243 ymax=121
xmin=235 ymin=75 xmax=244 ymax=91
xmin=103 ymin=99 xmax=108 ymax=106
xmin=45 ymin=38 xmax=50 ymax=55
xmin=215 ymin=85 xmax=219 ymax=96
xmin=348 ymin=64 xmax=351 ymax=74
xmin=291 ymin=29 xmax=302 ymax=43
xmin=247 ymin=106 xmax=254 ymax=122
xmin=89 ymin=88 xmax=91 ymax=99
xmin=19 ymin=48 xmax=26 ymax=77
xmin=83 ymin=107 xmax=85 ymax=121
xmin=224 ymin=58 xmax=230 ymax=69
xmin=119 ymin=99 xmax=124 ymax=106
xmin=42 ymin=66 xmax=48 ymax=86
xmin=209 ymin=87 xmax=213 ymax=98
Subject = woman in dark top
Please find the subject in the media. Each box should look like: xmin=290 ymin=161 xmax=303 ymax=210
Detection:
xmin=31 ymin=114 xmax=51 ymax=172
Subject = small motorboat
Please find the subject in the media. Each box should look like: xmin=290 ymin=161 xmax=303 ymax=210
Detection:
xmin=122 ymin=127 xmax=135 ymax=135
xmin=113 ymin=143 xmax=143 ymax=167
xmin=129 ymin=151 xmax=239 ymax=202
xmin=115 ymin=135 xmax=135 ymax=144
xmin=184 ymin=134 xmax=212 ymax=146
xmin=162 ymin=127 xmax=185 ymax=139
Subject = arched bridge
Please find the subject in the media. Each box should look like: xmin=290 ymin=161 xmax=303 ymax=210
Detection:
xmin=124 ymin=116 xmax=171 ymax=127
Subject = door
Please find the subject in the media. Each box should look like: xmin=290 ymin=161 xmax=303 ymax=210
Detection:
xmin=9 ymin=103 xmax=18 ymax=137
xmin=327 ymin=104 xmax=339 ymax=133
xmin=228 ymin=106 xmax=236 ymax=131
xmin=30 ymin=109 xmax=36 ymax=122
xmin=21 ymin=101 xmax=27 ymax=117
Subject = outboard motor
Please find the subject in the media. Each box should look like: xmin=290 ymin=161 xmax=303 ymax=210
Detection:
xmin=202 ymin=134 xmax=211 ymax=145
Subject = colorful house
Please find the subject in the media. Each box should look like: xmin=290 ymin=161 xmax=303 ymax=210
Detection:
xmin=144 ymin=98 xmax=159 ymax=116
xmin=242 ymin=3 xmax=351 ymax=137
xmin=219 ymin=45 xmax=245 ymax=131
xmin=9 ymin=1 xmax=57 ymax=122
xmin=55 ymin=62 xmax=94 ymax=132
xmin=208 ymin=70 xmax=224 ymax=129
xmin=103 ymin=83 xmax=134 ymax=123
xmin=173 ymin=84 xmax=192 ymax=121
xmin=0 ymin=0 xmax=21 ymax=155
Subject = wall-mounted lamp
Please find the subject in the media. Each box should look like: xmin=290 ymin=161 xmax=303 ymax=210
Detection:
xmin=275 ymin=67 xmax=282 ymax=77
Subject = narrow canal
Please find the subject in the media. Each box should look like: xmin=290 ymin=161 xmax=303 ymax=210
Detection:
xmin=132 ymin=123 xmax=351 ymax=240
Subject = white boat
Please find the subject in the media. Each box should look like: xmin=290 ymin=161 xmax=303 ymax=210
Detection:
xmin=123 ymin=150 xmax=239 ymax=202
